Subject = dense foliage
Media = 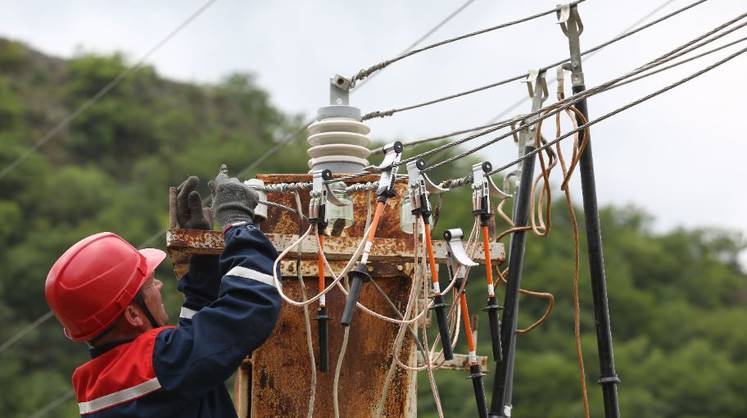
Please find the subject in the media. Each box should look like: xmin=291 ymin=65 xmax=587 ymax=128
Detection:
xmin=0 ymin=39 xmax=745 ymax=417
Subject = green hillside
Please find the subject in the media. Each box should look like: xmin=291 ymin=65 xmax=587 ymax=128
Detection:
xmin=0 ymin=39 xmax=745 ymax=417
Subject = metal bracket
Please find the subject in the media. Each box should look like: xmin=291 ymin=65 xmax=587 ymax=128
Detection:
xmin=513 ymin=70 xmax=548 ymax=186
xmin=309 ymin=170 xmax=332 ymax=225
xmin=557 ymin=3 xmax=585 ymax=87
xmin=472 ymin=162 xmax=492 ymax=218
xmin=406 ymin=159 xmax=447 ymax=217
xmin=470 ymin=162 xmax=511 ymax=209
xmin=556 ymin=65 xmax=566 ymax=99
xmin=526 ymin=70 xmax=548 ymax=147
xmin=523 ymin=69 xmax=549 ymax=101
xmin=375 ymin=141 xmax=404 ymax=198
xmin=443 ymin=228 xmax=478 ymax=279
xmin=330 ymin=74 xmax=352 ymax=105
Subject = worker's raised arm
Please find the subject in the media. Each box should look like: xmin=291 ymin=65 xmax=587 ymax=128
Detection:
xmin=154 ymin=169 xmax=280 ymax=399
xmin=176 ymin=254 xmax=220 ymax=324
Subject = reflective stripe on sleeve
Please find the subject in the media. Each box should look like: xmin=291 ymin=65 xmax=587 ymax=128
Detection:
xmin=179 ymin=306 xmax=198 ymax=319
xmin=226 ymin=266 xmax=275 ymax=287
xmin=78 ymin=377 xmax=161 ymax=414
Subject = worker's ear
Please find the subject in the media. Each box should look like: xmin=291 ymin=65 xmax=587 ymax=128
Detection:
xmin=123 ymin=305 xmax=145 ymax=329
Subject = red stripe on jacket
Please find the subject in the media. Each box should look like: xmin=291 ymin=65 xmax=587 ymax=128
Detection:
xmin=73 ymin=326 xmax=174 ymax=403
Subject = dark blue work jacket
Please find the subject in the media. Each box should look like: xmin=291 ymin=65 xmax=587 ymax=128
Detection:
xmin=71 ymin=224 xmax=281 ymax=417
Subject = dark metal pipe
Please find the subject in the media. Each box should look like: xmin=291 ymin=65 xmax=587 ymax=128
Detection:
xmin=572 ymin=84 xmax=621 ymax=418
xmin=489 ymin=144 xmax=537 ymax=417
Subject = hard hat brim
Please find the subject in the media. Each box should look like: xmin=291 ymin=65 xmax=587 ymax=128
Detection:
xmin=139 ymin=248 xmax=167 ymax=277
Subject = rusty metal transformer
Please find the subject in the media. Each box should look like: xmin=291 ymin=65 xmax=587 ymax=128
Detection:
xmin=167 ymin=174 xmax=503 ymax=417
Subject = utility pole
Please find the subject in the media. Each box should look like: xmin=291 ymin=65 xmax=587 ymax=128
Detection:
xmin=490 ymin=70 xmax=548 ymax=418
xmin=557 ymin=4 xmax=621 ymax=417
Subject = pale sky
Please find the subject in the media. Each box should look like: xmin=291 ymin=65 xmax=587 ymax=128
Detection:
xmin=2 ymin=0 xmax=746 ymax=261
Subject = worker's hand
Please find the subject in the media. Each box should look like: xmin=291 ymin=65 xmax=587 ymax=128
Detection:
xmin=176 ymin=176 xmax=213 ymax=230
xmin=210 ymin=164 xmax=258 ymax=227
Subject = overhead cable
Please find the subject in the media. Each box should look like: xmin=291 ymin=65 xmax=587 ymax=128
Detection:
xmin=0 ymin=311 xmax=54 ymax=355
xmin=290 ymin=21 xmax=746 ymax=191
xmin=361 ymin=0 xmax=710 ymax=121
xmin=28 ymin=390 xmax=75 ymax=418
xmin=414 ymin=11 xmax=747 ymax=172
xmin=372 ymin=0 xmax=686 ymax=156
xmin=353 ymin=0 xmax=479 ymax=90
xmin=329 ymin=11 xmax=747 ymax=187
xmin=404 ymin=0 xmax=694 ymax=155
xmin=0 ymin=0 xmax=220 ymax=181
xmin=454 ymin=45 xmax=747 ymax=186
xmin=349 ymin=0 xmax=586 ymax=88
xmin=615 ymin=34 xmax=747 ymax=88
xmin=476 ymin=0 xmax=693 ymax=132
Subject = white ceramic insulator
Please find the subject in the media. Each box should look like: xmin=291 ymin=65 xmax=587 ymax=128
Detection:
xmin=307 ymin=117 xmax=371 ymax=173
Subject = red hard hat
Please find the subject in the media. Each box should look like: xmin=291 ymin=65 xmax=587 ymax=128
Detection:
xmin=45 ymin=232 xmax=167 ymax=342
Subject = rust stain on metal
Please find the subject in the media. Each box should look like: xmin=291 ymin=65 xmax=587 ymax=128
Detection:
xmin=166 ymin=229 xmax=504 ymax=265
xmin=165 ymin=174 xmax=505 ymax=417
xmin=252 ymin=174 xmax=416 ymax=418
xmin=252 ymin=270 xmax=415 ymax=417
xmin=280 ymin=260 xmax=415 ymax=280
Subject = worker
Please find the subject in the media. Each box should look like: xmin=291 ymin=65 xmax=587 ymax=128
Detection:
xmin=44 ymin=167 xmax=281 ymax=417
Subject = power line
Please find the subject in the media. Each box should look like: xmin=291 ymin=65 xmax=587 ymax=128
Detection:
xmin=349 ymin=0 xmax=585 ymax=87
xmin=0 ymin=311 xmax=54 ymax=355
xmin=420 ymin=12 xmax=747 ymax=172
xmin=431 ymin=39 xmax=747 ymax=187
xmin=614 ymin=34 xmax=747 ymax=88
xmin=28 ymin=390 xmax=75 ymax=418
xmin=0 ymin=0 xmax=220 ymax=357
xmin=380 ymin=0 xmax=724 ymax=163
xmin=0 ymin=0 xmax=219 ymax=181
xmin=480 ymin=0 xmax=682 ymax=127
xmin=278 ymin=7 xmax=747 ymax=193
xmin=388 ymin=0 xmax=695 ymax=161
xmin=343 ymin=10 xmax=747 ymax=185
xmin=361 ymin=0 xmax=710 ymax=121
xmin=353 ymin=0 xmax=479 ymax=90
xmin=487 ymin=44 xmax=747 ymax=176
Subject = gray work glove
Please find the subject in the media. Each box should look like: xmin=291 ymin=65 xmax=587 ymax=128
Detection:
xmin=210 ymin=164 xmax=258 ymax=227
xmin=176 ymin=176 xmax=213 ymax=230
